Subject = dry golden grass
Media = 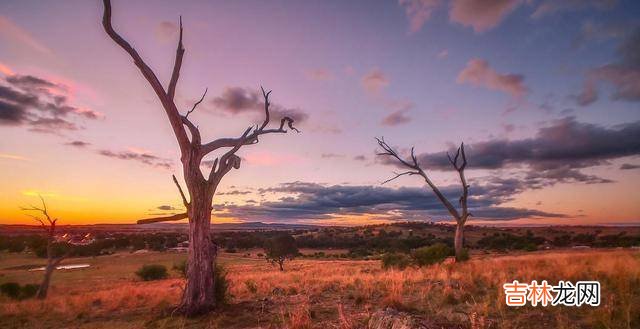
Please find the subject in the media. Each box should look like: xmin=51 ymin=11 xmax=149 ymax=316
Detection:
xmin=1 ymin=249 xmax=638 ymax=328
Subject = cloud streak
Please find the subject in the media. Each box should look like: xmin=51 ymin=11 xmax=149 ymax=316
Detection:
xmin=97 ymin=149 xmax=173 ymax=170
xmin=0 ymin=16 xmax=51 ymax=54
xmin=215 ymin=181 xmax=565 ymax=223
xmin=361 ymin=69 xmax=389 ymax=94
xmin=457 ymin=58 xmax=528 ymax=99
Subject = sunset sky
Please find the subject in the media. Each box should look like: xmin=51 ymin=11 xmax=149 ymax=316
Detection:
xmin=1 ymin=0 xmax=639 ymax=226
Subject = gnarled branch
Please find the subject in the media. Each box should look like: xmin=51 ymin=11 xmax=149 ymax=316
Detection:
xmin=376 ymin=137 xmax=463 ymax=221
xmin=381 ymin=171 xmax=420 ymax=185
xmin=199 ymin=89 xmax=299 ymax=157
xmin=21 ymin=195 xmax=57 ymax=235
xmin=173 ymin=174 xmax=189 ymax=207
xmin=167 ymin=16 xmax=184 ymax=101
xmin=185 ymin=88 xmax=208 ymax=119
xmin=138 ymin=212 xmax=188 ymax=224
xmin=102 ymin=0 xmax=190 ymax=151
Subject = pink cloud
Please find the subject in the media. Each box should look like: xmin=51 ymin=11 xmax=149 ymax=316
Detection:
xmin=0 ymin=16 xmax=51 ymax=54
xmin=398 ymin=0 xmax=441 ymax=33
xmin=0 ymin=62 xmax=14 ymax=76
xmin=361 ymin=68 xmax=389 ymax=94
xmin=381 ymin=109 xmax=411 ymax=126
xmin=449 ymin=0 xmax=521 ymax=33
xmin=575 ymin=28 xmax=640 ymax=106
xmin=306 ymin=69 xmax=334 ymax=81
xmin=457 ymin=58 xmax=528 ymax=99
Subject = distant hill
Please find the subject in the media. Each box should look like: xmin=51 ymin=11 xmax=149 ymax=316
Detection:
xmin=0 ymin=221 xmax=320 ymax=235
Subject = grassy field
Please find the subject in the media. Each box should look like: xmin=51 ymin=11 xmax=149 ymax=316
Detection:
xmin=1 ymin=249 xmax=639 ymax=328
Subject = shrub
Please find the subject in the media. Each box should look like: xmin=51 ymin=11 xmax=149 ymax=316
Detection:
xmin=413 ymin=243 xmax=452 ymax=266
xmin=381 ymin=252 xmax=411 ymax=269
xmin=20 ymin=284 xmax=39 ymax=299
xmin=173 ymin=260 xmax=187 ymax=278
xmin=0 ymin=282 xmax=40 ymax=300
xmin=214 ymin=264 xmax=230 ymax=305
xmin=245 ymin=279 xmax=258 ymax=294
xmin=457 ymin=248 xmax=470 ymax=262
xmin=0 ymin=282 xmax=20 ymax=299
xmin=135 ymin=264 xmax=168 ymax=281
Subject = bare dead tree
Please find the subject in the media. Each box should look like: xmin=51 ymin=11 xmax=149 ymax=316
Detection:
xmin=376 ymin=137 xmax=470 ymax=261
xmin=101 ymin=0 xmax=298 ymax=316
xmin=21 ymin=195 xmax=66 ymax=299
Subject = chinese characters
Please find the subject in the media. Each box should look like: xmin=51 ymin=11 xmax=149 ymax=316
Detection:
xmin=503 ymin=280 xmax=600 ymax=307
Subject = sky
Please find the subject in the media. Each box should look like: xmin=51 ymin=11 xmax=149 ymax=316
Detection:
xmin=1 ymin=0 xmax=639 ymax=226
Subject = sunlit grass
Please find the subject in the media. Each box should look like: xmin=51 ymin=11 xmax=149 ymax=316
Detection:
xmin=1 ymin=249 xmax=638 ymax=328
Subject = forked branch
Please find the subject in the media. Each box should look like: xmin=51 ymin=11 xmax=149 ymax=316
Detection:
xmin=21 ymin=195 xmax=57 ymax=236
xmin=376 ymin=137 xmax=464 ymax=221
xmin=102 ymin=0 xmax=190 ymax=150
xmin=200 ymin=88 xmax=299 ymax=157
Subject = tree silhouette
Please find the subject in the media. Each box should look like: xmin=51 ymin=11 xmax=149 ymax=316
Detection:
xmin=264 ymin=234 xmax=299 ymax=271
xmin=21 ymin=196 xmax=66 ymax=299
xmin=101 ymin=0 xmax=298 ymax=316
xmin=376 ymin=138 xmax=470 ymax=261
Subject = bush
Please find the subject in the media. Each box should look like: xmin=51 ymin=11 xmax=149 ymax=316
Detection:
xmin=413 ymin=243 xmax=452 ymax=266
xmin=214 ymin=264 xmax=230 ymax=305
xmin=457 ymin=248 xmax=470 ymax=262
xmin=245 ymin=279 xmax=258 ymax=294
xmin=381 ymin=252 xmax=411 ymax=269
xmin=20 ymin=284 xmax=39 ymax=299
xmin=0 ymin=282 xmax=20 ymax=299
xmin=0 ymin=282 xmax=40 ymax=300
xmin=173 ymin=260 xmax=187 ymax=278
xmin=135 ymin=264 xmax=168 ymax=281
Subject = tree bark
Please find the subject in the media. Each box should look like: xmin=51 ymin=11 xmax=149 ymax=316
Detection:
xmin=36 ymin=262 xmax=54 ymax=299
xmin=454 ymin=222 xmax=464 ymax=261
xmin=178 ymin=174 xmax=216 ymax=316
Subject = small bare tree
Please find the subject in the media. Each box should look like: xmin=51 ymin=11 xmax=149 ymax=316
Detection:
xmin=101 ymin=0 xmax=298 ymax=315
xmin=21 ymin=196 xmax=66 ymax=299
xmin=376 ymin=138 xmax=470 ymax=261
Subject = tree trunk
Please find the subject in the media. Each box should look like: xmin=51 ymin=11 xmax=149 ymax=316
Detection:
xmin=178 ymin=179 xmax=216 ymax=316
xmin=454 ymin=222 xmax=464 ymax=261
xmin=36 ymin=261 xmax=54 ymax=299
xmin=278 ymin=259 xmax=284 ymax=271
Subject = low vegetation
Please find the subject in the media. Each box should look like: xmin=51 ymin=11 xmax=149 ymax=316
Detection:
xmin=264 ymin=234 xmax=300 ymax=271
xmin=1 ymin=249 xmax=638 ymax=328
xmin=2 ymin=224 xmax=638 ymax=261
xmin=135 ymin=264 xmax=168 ymax=281
xmin=0 ymin=283 xmax=39 ymax=300
xmin=412 ymin=243 xmax=453 ymax=266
